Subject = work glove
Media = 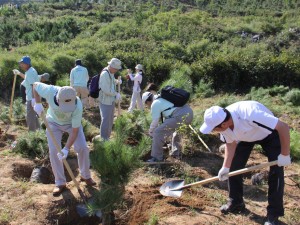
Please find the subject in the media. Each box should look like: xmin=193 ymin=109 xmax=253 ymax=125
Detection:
xmin=57 ymin=147 xmax=69 ymax=161
xmin=277 ymin=154 xmax=291 ymax=167
xmin=31 ymin=98 xmax=36 ymax=107
xmin=116 ymin=92 xmax=122 ymax=101
xmin=218 ymin=167 xmax=230 ymax=181
xmin=33 ymin=103 xmax=44 ymax=116
xmin=13 ymin=69 xmax=21 ymax=75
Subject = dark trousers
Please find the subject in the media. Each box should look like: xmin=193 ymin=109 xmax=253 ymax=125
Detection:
xmin=229 ymin=130 xmax=284 ymax=217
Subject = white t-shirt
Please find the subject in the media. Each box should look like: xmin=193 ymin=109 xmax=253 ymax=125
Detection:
xmin=70 ymin=65 xmax=89 ymax=87
xmin=24 ymin=67 xmax=39 ymax=101
xmin=220 ymin=101 xmax=278 ymax=143
xmin=35 ymin=82 xmax=83 ymax=128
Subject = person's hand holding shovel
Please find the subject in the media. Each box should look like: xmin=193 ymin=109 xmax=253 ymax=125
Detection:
xmin=57 ymin=147 xmax=69 ymax=161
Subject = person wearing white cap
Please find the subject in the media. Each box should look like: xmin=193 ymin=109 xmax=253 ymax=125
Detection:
xmin=98 ymin=58 xmax=122 ymax=140
xmin=70 ymin=59 xmax=90 ymax=109
xmin=142 ymin=91 xmax=193 ymax=162
xmin=32 ymin=82 xmax=96 ymax=195
xmin=127 ymin=64 xmax=144 ymax=113
xmin=199 ymin=101 xmax=291 ymax=225
xmin=13 ymin=56 xmax=40 ymax=131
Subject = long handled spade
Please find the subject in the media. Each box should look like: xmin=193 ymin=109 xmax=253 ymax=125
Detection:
xmin=40 ymin=112 xmax=97 ymax=217
xmin=9 ymin=73 xmax=17 ymax=119
xmin=160 ymin=160 xmax=278 ymax=198
xmin=117 ymin=76 xmax=121 ymax=116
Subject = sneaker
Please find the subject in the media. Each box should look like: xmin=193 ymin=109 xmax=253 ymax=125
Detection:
xmin=146 ymin=157 xmax=161 ymax=163
xmin=220 ymin=200 xmax=245 ymax=214
xmin=53 ymin=185 xmax=67 ymax=196
xmin=80 ymin=177 xmax=96 ymax=186
xmin=264 ymin=216 xmax=279 ymax=225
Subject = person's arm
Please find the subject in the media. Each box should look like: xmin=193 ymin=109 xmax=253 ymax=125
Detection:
xmin=149 ymin=118 xmax=159 ymax=134
xmin=33 ymin=83 xmax=42 ymax=103
xmin=65 ymin=127 xmax=79 ymax=149
xmin=99 ymin=72 xmax=116 ymax=96
xmin=223 ymin=141 xmax=237 ymax=168
xmin=275 ymin=120 xmax=290 ymax=155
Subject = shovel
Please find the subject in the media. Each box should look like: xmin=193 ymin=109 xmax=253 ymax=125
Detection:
xmin=9 ymin=73 xmax=17 ymax=119
xmin=160 ymin=160 xmax=278 ymax=198
xmin=40 ymin=112 xmax=97 ymax=217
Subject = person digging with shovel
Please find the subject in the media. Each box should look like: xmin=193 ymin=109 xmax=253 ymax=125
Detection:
xmin=32 ymin=82 xmax=96 ymax=196
xmin=200 ymin=101 xmax=291 ymax=225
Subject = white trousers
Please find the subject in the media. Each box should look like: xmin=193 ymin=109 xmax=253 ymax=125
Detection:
xmin=46 ymin=122 xmax=91 ymax=186
xmin=128 ymin=91 xmax=143 ymax=112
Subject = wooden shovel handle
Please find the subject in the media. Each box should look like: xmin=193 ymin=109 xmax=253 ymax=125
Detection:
xmin=181 ymin=160 xmax=278 ymax=190
xmin=117 ymin=76 xmax=121 ymax=116
xmin=9 ymin=74 xmax=17 ymax=119
xmin=41 ymin=112 xmax=81 ymax=190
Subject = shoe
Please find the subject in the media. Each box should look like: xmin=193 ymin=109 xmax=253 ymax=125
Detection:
xmin=53 ymin=185 xmax=67 ymax=196
xmin=220 ymin=200 xmax=245 ymax=214
xmin=80 ymin=177 xmax=96 ymax=186
xmin=264 ymin=215 xmax=279 ymax=225
xmin=146 ymin=157 xmax=162 ymax=163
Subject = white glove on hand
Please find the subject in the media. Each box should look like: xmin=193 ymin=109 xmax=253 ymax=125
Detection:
xmin=218 ymin=167 xmax=230 ymax=181
xmin=13 ymin=69 xmax=21 ymax=75
xmin=117 ymin=78 xmax=122 ymax=85
xmin=33 ymin=103 xmax=44 ymax=116
xmin=116 ymin=93 xmax=122 ymax=101
xmin=31 ymin=98 xmax=36 ymax=107
xmin=57 ymin=147 xmax=69 ymax=161
xmin=277 ymin=154 xmax=291 ymax=167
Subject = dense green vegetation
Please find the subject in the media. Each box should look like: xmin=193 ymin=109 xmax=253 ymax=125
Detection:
xmin=0 ymin=0 xmax=299 ymax=101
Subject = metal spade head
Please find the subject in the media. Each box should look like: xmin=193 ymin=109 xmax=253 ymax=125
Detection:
xmin=159 ymin=179 xmax=185 ymax=198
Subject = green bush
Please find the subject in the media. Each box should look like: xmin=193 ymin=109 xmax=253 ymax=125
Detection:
xmin=81 ymin=118 xmax=98 ymax=142
xmin=13 ymin=130 xmax=48 ymax=159
xmin=194 ymin=79 xmax=215 ymax=98
xmin=290 ymin=129 xmax=300 ymax=161
xmin=0 ymin=106 xmax=11 ymax=124
xmin=284 ymin=89 xmax=300 ymax=106
xmin=12 ymin=98 xmax=26 ymax=121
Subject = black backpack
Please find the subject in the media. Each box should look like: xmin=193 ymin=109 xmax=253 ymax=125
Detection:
xmin=89 ymin=69 xmax=109 ymax=98
xmin=159 ymin=86 xmax=190 ymax=122
xmin=160 ymin=85 xmax=190 ymax=107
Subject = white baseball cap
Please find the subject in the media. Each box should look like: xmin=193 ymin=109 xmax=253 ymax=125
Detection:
xmin=107 ymin=58 xmax=122 ymax=70
xmin=200 ymin=106 xmax=226 ymax=134
xmin=57 ymin=86 xmax=77 ymax=113
xmin=142 ymin=91 xmax=153 ymax=104
xmin=135 ymin=64 xmax=143 ymax=70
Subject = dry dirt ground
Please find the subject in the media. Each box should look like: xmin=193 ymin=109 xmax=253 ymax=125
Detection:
xmin=0 ymin=104 xmax=300 ymax=225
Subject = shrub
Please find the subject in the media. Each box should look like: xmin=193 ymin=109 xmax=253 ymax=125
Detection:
xmin=290 ymin=129 xmax=300 ymax=161
xmin=0 ymin=106 xmax=11 ymax=124
xmin=194 ymin=79 xmax=215 ymax=98
xmin=269 ymin=85 xmax=289 ymax=97
xmin=12 ymin=98 xmax=26 ymax=121
xmin=13 ymin=130 xmax=48 ymax=159
xmin=284 ymin=89 xmax=300 ymax=106
xmin=55 ymin=74 xmax=70 ymax=87
xmin=160 ymin=64 xmax=193 ymax=94
xmin=81 ymin=118 xmax=98 ymax=142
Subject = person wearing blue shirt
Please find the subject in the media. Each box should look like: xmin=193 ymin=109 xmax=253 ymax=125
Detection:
xmin=142 ymin=91 xmax=193 ymax=162
xmin=13 ymin=56 xmax=40 ymax=131
xmin=32 ymin=82 xmax=96 ymax=195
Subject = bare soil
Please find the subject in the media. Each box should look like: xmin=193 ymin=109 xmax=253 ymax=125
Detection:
xmin=0 ymin=105 xmax=300 ymax=225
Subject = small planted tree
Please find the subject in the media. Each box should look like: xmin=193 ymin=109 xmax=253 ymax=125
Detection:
xmin=89 ymin=114 xmax=151 ymax=224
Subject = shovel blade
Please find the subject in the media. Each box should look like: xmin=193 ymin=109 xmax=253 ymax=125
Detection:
xmin=159 ymin=179 xmax=185 ymax=198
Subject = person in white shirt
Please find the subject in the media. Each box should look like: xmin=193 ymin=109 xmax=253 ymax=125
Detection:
xmin=98 ymin=58 xmax=122 ymax=140
xmin=127 ymin=64 xmax=144 ymax=112
xmin=13 ymin=56 xmax=40 ymax=131
xmin=70 ymin=59 xmax=90 ymax=108
xmin=200 ymin=101 xmax=291 ymax=225
xmin=32 ymin=83 xmax=96 ymax=195
xmin=142 ymin=91 xmax=193 ymax=162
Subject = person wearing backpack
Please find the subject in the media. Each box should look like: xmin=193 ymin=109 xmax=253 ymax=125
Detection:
xmin=70 ymin=59 xmax=90 ymax=109
xmin=98 ymin=58 xmax=122 ymax=140
xmin=142 ymin=88 xmax=193 ymax=162
xmin=127 ymin=64 xmax=144 ymax=113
